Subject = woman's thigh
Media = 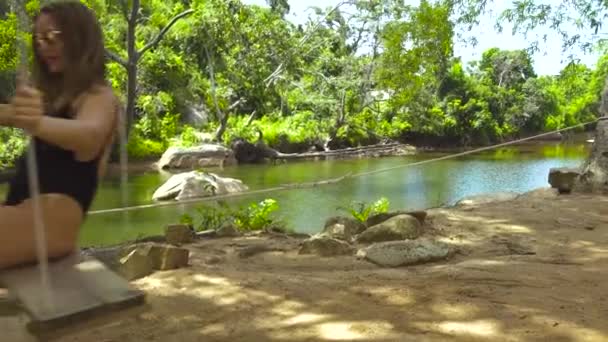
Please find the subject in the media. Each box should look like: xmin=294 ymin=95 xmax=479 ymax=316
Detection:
xmin=0 ymin=194 xmax=83 ymax=270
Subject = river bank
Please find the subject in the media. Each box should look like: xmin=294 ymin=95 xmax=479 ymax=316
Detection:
xmin=41 ymin=187 xmax=608 ymax=342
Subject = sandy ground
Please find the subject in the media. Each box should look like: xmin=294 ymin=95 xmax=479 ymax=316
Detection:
xmin=9 ymin=189 xmax=608 ymax=342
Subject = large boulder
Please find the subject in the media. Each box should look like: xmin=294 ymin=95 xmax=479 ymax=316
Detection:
xmin=575 ymin=118 xmax=608 ymax=193
xmin=158 ymin=144 xmax=237 ymax=170
xmin=152 ymin=171 xmax=248 ymax=201
xmin=548 ymin=167 xmax=581 ymax=194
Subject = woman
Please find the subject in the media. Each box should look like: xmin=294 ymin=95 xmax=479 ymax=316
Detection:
xmin=0 ymin=1 xmax=118 ymax=269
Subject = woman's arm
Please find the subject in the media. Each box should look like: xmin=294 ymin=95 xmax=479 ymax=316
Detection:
xmin=33 ymin=87 xmax=118 ymax=162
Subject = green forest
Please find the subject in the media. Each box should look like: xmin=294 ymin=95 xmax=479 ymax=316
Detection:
xmin=1 ymin=0 xmax=607 ymax=170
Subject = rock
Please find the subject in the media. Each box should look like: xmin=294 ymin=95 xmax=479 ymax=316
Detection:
xmin=203 ymin=256 xmax=223 ymax=265
xmin=365 ymin=210 xmax=427 ymax=227
xmin=152 ymin=171 xmax=248 ymax=201
xmin=238 ymin=244 xmax=284 ymax=258
xmin=356 ymin=215 xmax=422 ymax=244
xmin=299 ymin=235 xmax=354 ymax=257
xmin=575 ymin=98 xmax=608 ymax=193
xmin=322 ymin=216 xmax=366 ymax=241
xmin=455 ymin=192 xmax=519 ymax=206
xmin=157 ymin=144 xmax=237 ymax=170
xmin=117 ymin=244 xmax=190 ymax=279
xmin=231 ymin=136 xmax=280 ymax=164
xmin=548 ymin=167 xmax=581 ymax=194
xmin=356 ymin=238 xmax=453 ymax=267
xmin=117 ymin=248 xmax=155 ymax=281
xmin=216 ymin=223 xmax=241 ymax=237
xmin=165 ymin=224 xmax=194 ymax=245
xmin=147 ymin=244 xmax=190 ymax=271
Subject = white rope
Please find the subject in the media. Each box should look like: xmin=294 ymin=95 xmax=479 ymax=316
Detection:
xmin=14 ymin=0 xmax=54 ymax=310
xmin=88 ymin=118 xmax=599 ymax=215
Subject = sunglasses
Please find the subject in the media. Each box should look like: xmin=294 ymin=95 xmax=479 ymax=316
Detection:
xmin=34 ymin=30 xmax=62 ymax=47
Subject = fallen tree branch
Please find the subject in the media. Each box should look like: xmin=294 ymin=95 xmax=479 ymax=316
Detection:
xmin=274 ymin=143 xmax=415 ymax=160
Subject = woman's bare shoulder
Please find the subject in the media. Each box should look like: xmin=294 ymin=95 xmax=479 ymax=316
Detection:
xmin=72 ymin=83 xmax=119 ymax=114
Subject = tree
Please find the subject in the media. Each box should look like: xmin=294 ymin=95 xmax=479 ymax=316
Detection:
xmin=0 ymin=12 xmax=16 ymax=102
xmin=266 ymin=0 xmax=289 ymax=18
xmin=104 ymin=0 xmax=194 ymax=131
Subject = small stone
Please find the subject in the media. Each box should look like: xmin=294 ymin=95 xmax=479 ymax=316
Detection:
xmin=238 ymin=244 xmax=282 ymax=258
xmin=118 ymin=243 xmax=190 ymax=277
xmin=323 ymin=216 xmax=366 ymax=241
xmin=203 ymin=256 xmax=223 ymax=265
xmin=299 ymin=235 xmax=354 ymax=257
xmin=148 ymin=245 xmax=190 ymax=270
xmin=165 ymin=224 xmax=194 ymax=245
xmin=118 ymin=248 xmax=155 ymax=281
xmin=216 ymin=223 xmax=241 ymax=237
xmin=548 ymin=167 xmax=581 ymax=194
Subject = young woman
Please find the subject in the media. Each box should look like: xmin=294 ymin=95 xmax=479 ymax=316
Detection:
xmin=0 ymin=1 xmax=119 ymax=269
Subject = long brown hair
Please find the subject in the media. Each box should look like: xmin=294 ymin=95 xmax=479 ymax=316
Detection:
xmin=32 ymin=1 xmax=107 ymax=113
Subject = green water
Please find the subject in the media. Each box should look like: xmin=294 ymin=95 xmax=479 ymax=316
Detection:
xmin=0 ymin=142 xmax=590 ymax=247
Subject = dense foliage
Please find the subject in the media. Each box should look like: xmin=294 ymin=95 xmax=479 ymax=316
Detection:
xmin=1 ymin=0 xmax=607 ymax=168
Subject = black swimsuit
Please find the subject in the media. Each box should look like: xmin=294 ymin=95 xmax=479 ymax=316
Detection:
xmin=4 ymin=106 xmax=101 ymax=213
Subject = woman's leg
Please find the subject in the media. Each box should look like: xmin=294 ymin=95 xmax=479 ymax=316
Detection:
xmin=0 ymin=194 xmax=83 ymax=270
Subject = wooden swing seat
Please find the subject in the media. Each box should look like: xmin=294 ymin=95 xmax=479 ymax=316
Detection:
xmin=0 ymin=253 xmax=145 ymax=336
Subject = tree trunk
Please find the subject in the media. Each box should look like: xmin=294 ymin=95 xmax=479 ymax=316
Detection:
xmin=125 ymin=0 xmax=139 ymax=134
xmin=125 ymin=63 xmax=137 ymax=134
xmin=575 ymin=76 xmax=608 ymax=193
xmin=575 ymin=119 xmax=608 ymax=193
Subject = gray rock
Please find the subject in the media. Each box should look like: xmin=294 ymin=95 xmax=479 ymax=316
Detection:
xmin=152 ymin=171 xmax=248 ymax=201
xmin=548 ymin=167 xmax=581 ymax=194
xmin=158 ymin=144 xmax=237 ymax=170
xmin=203 ymin=255 xmax=224 ymax=265
xmin=322 ymin=216 xmax=366 ymax=241
xmin=455 ymin=192 xmax=519 ymax=206
xmin=356 ymin=215 xmax=422 ymax=243
xmin=365 ymin=210 xmax=427 ymax=227
xmin=117 ymin=243 xmax=190 ymax=279
xmin=216 ymin=223 xmax=241 ymax=237
xmin=238 ymin=244 xmax=284 ymax=258
xmin=576 ymin=110 xmax=608 ymax=193
xmin=299 ymin=235 xmax=354 ymax=257
xmin=357 ymin=238 xmax=453 ymax=267
xmin=117 ymin=248 xmax=155 ymax=281
xmin=165 ymin=224 xmax=194 ymax=245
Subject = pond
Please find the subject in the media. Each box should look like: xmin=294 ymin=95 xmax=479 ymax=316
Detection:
xmin=0 ymin=141 xmax=590 ymax=247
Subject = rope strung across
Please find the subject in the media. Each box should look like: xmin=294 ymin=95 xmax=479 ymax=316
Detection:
xmin=89 ymin=118 xmax=600 ymax=216
xmin=13 ymin=0 xmax=54 ymax=310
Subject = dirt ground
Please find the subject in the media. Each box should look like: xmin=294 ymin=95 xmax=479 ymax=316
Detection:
xmin=20 ymin=189 xmax=608 ymax=341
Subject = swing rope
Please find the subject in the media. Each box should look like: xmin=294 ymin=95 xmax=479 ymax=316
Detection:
xmin=14 ymin=0 xmax=54 ymax=310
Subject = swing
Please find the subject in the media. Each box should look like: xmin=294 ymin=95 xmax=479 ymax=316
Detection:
xmin=0 ymin=0 xmax=145 ymax=338
xmin=0 ymin=254 xmax=145 ymax=335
